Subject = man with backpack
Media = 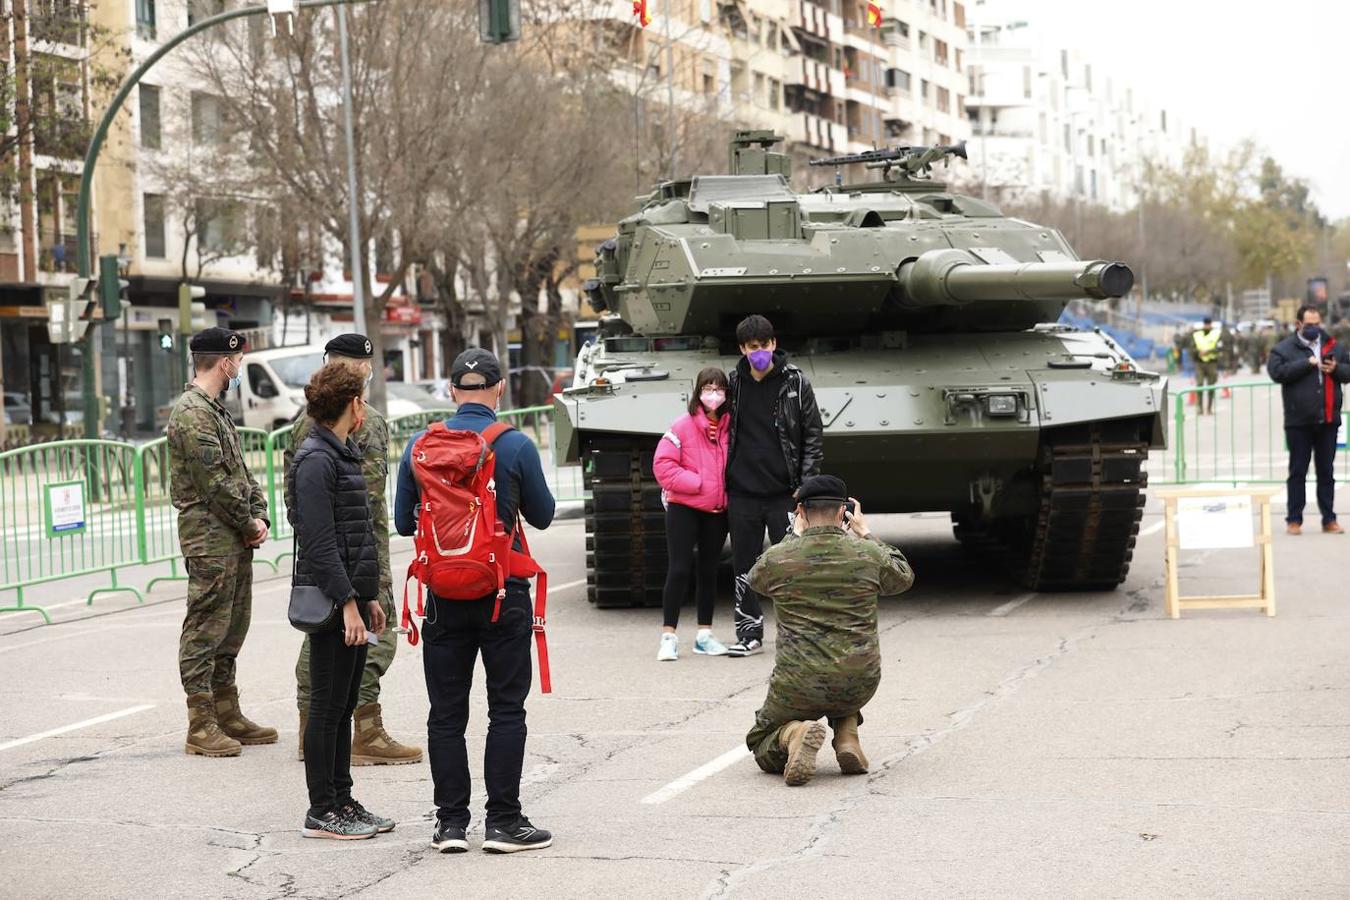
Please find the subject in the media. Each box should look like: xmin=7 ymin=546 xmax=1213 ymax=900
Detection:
xmin=394 ymin=348 xmax=556 ymax=854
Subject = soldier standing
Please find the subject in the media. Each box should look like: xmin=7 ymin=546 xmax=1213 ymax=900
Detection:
xmin=744 ymin=475 xmax=914 ymax=786
xmin=167 ymin=328 xmax=276 ymax=757
xmin=284 ymin=334 xmax=422 ymax=766
xmin=1191 ymin=318 xmax=1222 ymax=414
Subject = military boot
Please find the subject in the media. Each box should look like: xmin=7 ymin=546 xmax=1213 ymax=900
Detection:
xmin=351 ymin=702 xmax=423 ymax=766
xmin=213 ymin=685 xmax=278 ymax=745
xmin=185 ymin=693 xmax=242 ymax=758
xmin=779 ymin=720 xmax=827 ymax=787
xmin=831 ymin=715 xmax=868 ymax=775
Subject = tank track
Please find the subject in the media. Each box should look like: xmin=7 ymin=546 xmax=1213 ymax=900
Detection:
xmin=1016 ymin=422 xmax=1149 ymax=591
xmin=583 ymin=438 xmax=666 ymax=608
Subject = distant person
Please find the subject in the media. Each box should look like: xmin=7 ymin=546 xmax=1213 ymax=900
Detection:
xmin=652 ymin=367 xmax=732 ymax=661
xmin=395 ymin=348 xmax=556 ymax=854
xmin=166 ymin=327 xmax=274 ymax=758
xmin=744 ymin=476 xmax=913 ymax=786
xmin=725 ymin=315 xmax=824 ymax=657
xmin=1191 ymin=318 xmax=1221 ymax=414
xmin=288 ymin=363 xmax=392 ymax=839
xmin=1267 ymin=305 xmax=1350 ymax=535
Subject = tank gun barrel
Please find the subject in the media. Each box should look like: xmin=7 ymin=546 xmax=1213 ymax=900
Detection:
xmin=897 ymin=249 xmax=1134 ymax=307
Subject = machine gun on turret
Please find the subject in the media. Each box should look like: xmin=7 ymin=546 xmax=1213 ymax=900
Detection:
xmin=809 ymin=141 xmax=968 ymax=183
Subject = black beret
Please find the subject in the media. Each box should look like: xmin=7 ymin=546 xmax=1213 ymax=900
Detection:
xmin=189 ymin=327 xmax=245 ymax=353
xmin=325 ymin=333 xmax=374 ymax=359
xmin=451 ymin=348 xmax=503 ymax=388
xmin=795 ymin=474 xmax=849 ymax=504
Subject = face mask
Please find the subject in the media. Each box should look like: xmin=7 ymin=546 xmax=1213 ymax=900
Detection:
xmin=748 ymin=349 xmax=773 ymax=371
xmin=701 ymin=389 xmax=726 ymax=411
xmin=1302 ymin=325 xmax=1321 ymax=342
xmin=364 ymin=371 xmax=374 ymax=388
xmin=226 ymin=361 xmax=241 ymax=392
xmin=352 ymin=400 xmax=367 ymax=433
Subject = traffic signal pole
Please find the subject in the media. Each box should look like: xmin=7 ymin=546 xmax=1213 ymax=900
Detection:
xmin=73 ymin=0 xmax=373 ymax=439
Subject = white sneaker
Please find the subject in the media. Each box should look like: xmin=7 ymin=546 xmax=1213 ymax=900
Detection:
xmin=657 ymin=633 xmax=678 ymax=661
xmin=693 ymin=630 xmax=729 ymax=656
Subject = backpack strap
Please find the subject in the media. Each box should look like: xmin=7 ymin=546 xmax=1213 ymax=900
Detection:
xmin=481 ymin=420 xmax=516 ymax=446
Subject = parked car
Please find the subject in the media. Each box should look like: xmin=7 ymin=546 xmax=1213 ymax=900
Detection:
xmin=3 ymin=392 xmax=31 ymax=426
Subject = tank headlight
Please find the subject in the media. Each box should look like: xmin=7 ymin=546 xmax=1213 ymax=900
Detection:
xmin=986 ymin=395 xmax=1018 ymax=416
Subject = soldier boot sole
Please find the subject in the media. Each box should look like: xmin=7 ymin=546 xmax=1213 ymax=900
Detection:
xmin=185 ymin=742 xmax=242 ymax=758
xmin=783 ymin=722 xmax=827 ymax=787
xmin=835 ymin=746 xmax=869 ymax=775
xmin=232 ymin=734 xmax=278 ymax=746
xmin=352 ymin=753 xmax=422 ymax=767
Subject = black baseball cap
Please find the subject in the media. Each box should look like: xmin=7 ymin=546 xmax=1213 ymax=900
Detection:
xmin=795 ymin=474 xmax=849 ymax=504
xmin=450 ymin=348 xmax=503 ymax=389
xmin=325 ymin=333 xmax=374 ymax=359
xmin=189 ymin=327 xmax=246 ymax=354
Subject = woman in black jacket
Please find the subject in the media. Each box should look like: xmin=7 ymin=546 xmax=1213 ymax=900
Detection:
xmin=289 ymin=363 xmax=391 ymax=839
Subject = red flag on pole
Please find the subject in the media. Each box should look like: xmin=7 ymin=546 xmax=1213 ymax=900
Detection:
xmin=633 ymin=0 xmax=651 ymax=27
xmin=866 ymin=1 xmax=883 ymax=27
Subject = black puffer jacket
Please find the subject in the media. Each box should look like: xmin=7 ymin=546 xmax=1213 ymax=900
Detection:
xmin=727 ymin=350 xmax=824 ymax=491
xmin=287 ymin=425 xmax=379 ymax=606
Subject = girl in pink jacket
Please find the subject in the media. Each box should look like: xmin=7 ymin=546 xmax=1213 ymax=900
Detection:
xmin=652 ymin=367 xmax=731 ymax=661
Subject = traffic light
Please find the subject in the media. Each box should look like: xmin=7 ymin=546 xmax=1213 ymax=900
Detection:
xmin=479 ymin=0 xmax=520 ymax=44
xmin=98 ymin=254 xmax=128 ymax=319
xmin=158 ymin=319 xmax=174 ymax=352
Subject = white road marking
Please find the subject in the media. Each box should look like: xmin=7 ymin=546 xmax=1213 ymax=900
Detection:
xmin=0 ymin=704 xmax=155 ymax=753
xmin=988 ymin=593 xmax=1036 ymax=617
xmin=1139 ymin=520 xmax=1166 ymax=537
xmin=640 ymin=745 xmax=751 ymax=805
xmin=550 ymin=578 xmax=587 ymax=593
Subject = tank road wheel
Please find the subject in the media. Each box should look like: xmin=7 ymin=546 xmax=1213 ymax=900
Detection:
xmin=1012 ymin=422 xmax=1149 ymax=592
xmin=583 ymin=438 xmax=665 ymax=608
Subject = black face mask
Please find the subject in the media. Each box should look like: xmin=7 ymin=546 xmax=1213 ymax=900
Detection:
xmin=1302 ymin=325 xmax=1321 ymax=342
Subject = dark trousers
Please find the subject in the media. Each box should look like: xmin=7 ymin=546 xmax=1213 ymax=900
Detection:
xmin=729 ymin=493 xmax=794 ymax=644
xmin=304 ymin=627 xmax=368 ymax=818
xmin=1286 ymin=423 xmax=1339 ymax=525
xmin=662 ymin=503 xmax=729 ymax=629
xmin=423 ymin=584 xmax=533 ymax=829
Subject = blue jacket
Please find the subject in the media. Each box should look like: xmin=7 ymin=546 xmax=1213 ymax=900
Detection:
xmin=394 ymin=403 xmax=556 ymax=539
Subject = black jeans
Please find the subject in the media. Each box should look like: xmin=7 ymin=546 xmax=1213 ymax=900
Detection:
xmin=728 ymin=493 xmax=794 ymax=644
xmin=304 ymin=625 xmax=368 ymax=818
xmin=423 ymin=583 xmax=533 ymax=829
xmin=662 ymin=503 xmax=729 ymax=629
xmin=1286 ymin=423 xmax=1339 ymax=525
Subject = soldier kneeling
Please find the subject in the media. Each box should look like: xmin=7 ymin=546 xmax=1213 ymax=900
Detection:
xmin=744 ymin=475 xmax=914 ymax=786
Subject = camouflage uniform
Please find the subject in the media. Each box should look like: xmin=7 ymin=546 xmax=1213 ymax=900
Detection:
xmin=744 ymin=525 xmax=914 ymax=773
xmin=167 ymin=383 xmax=269 ymax=696
xmin=285 ymin=405 xmax=395 ymax=709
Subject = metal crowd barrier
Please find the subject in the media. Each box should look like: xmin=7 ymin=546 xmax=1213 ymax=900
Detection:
xmin=0 ymin=404 xmax=586 ymax=623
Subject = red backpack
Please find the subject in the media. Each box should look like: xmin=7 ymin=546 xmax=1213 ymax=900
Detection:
xmin=401 ymin=421 xmax=551 ymax=692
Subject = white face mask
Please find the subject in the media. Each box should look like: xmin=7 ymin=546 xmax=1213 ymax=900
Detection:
xmin=701 ymin=389 xmax=726 ymax=411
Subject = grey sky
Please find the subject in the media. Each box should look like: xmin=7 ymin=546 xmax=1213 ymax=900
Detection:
xmin=999 ymin=0 xmax=1350 ymax=218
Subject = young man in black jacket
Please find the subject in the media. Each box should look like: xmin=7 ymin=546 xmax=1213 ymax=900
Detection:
xmin=394 ymin=349 xmax=556 ymax=853
xmin=724 ymin=315 xmax=824 ymax=656
xmin=1267 ymin=305 xmax=1350 ymax=534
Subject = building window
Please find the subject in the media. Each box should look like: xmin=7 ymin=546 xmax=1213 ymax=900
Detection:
xmin=191 ymin=92 xmax=227 ymax=146
xmin=135 ymin=0 xmax=156 ymax=39
xmin=954 ymin=2 xmax=965 ymax=28
xmin=139 ymin=85 xmax=161 ymax=150
xmin=934 ymin=39 xmax=948 ymax=67
xmin=1023 ymin=66 xmax=1032 ymax=99
xmin=195 ymin=198 xmax=244 ymax=254
xmin=768 ymin=78 xmax=780 ymax=109
xmin=143 ymin=194 xmax=166 ymax=258
xmin=1063 ymin=123 xmax=1071 ymax=152
xmin=887 ymin=68 xmax=911 ymax=92
xmin=936 ymin=86 xmax=950 ymax=113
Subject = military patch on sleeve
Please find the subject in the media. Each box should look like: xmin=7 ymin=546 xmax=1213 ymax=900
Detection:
xmin=200 ymin=446 xmax=221 ymax=466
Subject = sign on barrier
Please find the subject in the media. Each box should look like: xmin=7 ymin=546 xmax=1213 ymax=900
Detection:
xmin=45 ymin=480 xmax=87 ymax=537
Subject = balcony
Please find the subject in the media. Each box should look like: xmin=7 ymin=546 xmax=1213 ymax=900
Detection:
xmin=786 ymin=56 xmax=843 ymax=98
xmin=789 ymin=112 xmax=840 ymax=153
xmin=38 ymin=232 xmax=79 ymax=275
xmin=788 ymin=1 xmax=839 ymax=42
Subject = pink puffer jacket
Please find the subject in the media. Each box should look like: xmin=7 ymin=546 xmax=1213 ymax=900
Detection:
xmin=653 ymin=410 xmax=729 ymax=514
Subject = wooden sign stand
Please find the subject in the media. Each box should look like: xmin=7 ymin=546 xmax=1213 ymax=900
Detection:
xmin=1155 ymin=486 xmax=1278 ymax=619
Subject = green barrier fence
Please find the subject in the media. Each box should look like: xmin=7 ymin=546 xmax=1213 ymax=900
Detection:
xmin=0 ymin=404 xmax=587 ymax=622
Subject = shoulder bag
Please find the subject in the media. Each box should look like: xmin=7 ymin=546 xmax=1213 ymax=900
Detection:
xmin=287 ymin=534 xmax=342 ymax=634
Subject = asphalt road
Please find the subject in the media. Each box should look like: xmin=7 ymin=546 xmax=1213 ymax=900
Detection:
xmin=1 ymin=499 xmax=1348 ymax=898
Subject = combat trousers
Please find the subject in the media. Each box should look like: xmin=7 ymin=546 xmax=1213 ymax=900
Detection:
xmin=296 ymin=592 xmax=396 ymax=710
xmin=1196 ymin=361 xmax=1220 ymax=412
xmin=179 ymin=551 xmax=253 ymax=696
xmin=746 ymin=672 xmax=880 ymax=773
xmin=729 ymin=493 xmax=794 ymax=645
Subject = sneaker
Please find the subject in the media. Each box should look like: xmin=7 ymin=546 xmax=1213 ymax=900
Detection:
xmin=482 ymin=816 xmax=553 ymax=853
xmin=725 ymin=638 xmax=763 ymax=657
xmin=693 ymin=630 xmax=728 ymax=656
xmin=431 ymin=821 xmax=468 ymax=853
xmin=657 ymin=633 xmax=678 ymax=662
xmin=302 ymin=810 xmax=377 ymax=840
xmin=341 ymin=799 xmax=394 ymax=834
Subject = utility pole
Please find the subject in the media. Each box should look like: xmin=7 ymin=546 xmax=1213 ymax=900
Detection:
xmin=665 ymin=0 xmax=676 ymax=179
xmin=337 ymin=3 xmax=366 ymax=337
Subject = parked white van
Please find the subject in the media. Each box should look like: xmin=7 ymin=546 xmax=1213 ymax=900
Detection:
xmin=225 ymin=344 xmax=434 ymax=430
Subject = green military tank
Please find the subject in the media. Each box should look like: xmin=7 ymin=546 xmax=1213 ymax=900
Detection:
xmin=554 ymin=131 xmax=1166 ymax=607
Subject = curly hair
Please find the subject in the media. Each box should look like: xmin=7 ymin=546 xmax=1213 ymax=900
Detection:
xmin=304 ymin=362 xmax=366 ymax=426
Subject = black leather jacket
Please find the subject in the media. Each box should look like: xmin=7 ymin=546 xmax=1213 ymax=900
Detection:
xmin=727 ymin=350 xmax=824 ymax=492
xmin=287 ymin=425 xmax=380 ymax=606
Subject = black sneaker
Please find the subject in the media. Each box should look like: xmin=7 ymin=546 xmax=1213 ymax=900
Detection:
xmin=725 ymin=638 xmax=763 ymax=657
xmin=302 ymin=810 xmax=377 ymax=840
xmin=341 ymin=799 xmax=394 ymax=834
xmin=431 ymin=821 xmax=468 ymax=853
xmin=482 ymin=816 xmax=552 ymax=853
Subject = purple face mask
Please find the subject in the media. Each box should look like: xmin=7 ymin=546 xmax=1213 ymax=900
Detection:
xmin=748 ymin=349 xmax=773 ymax=371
